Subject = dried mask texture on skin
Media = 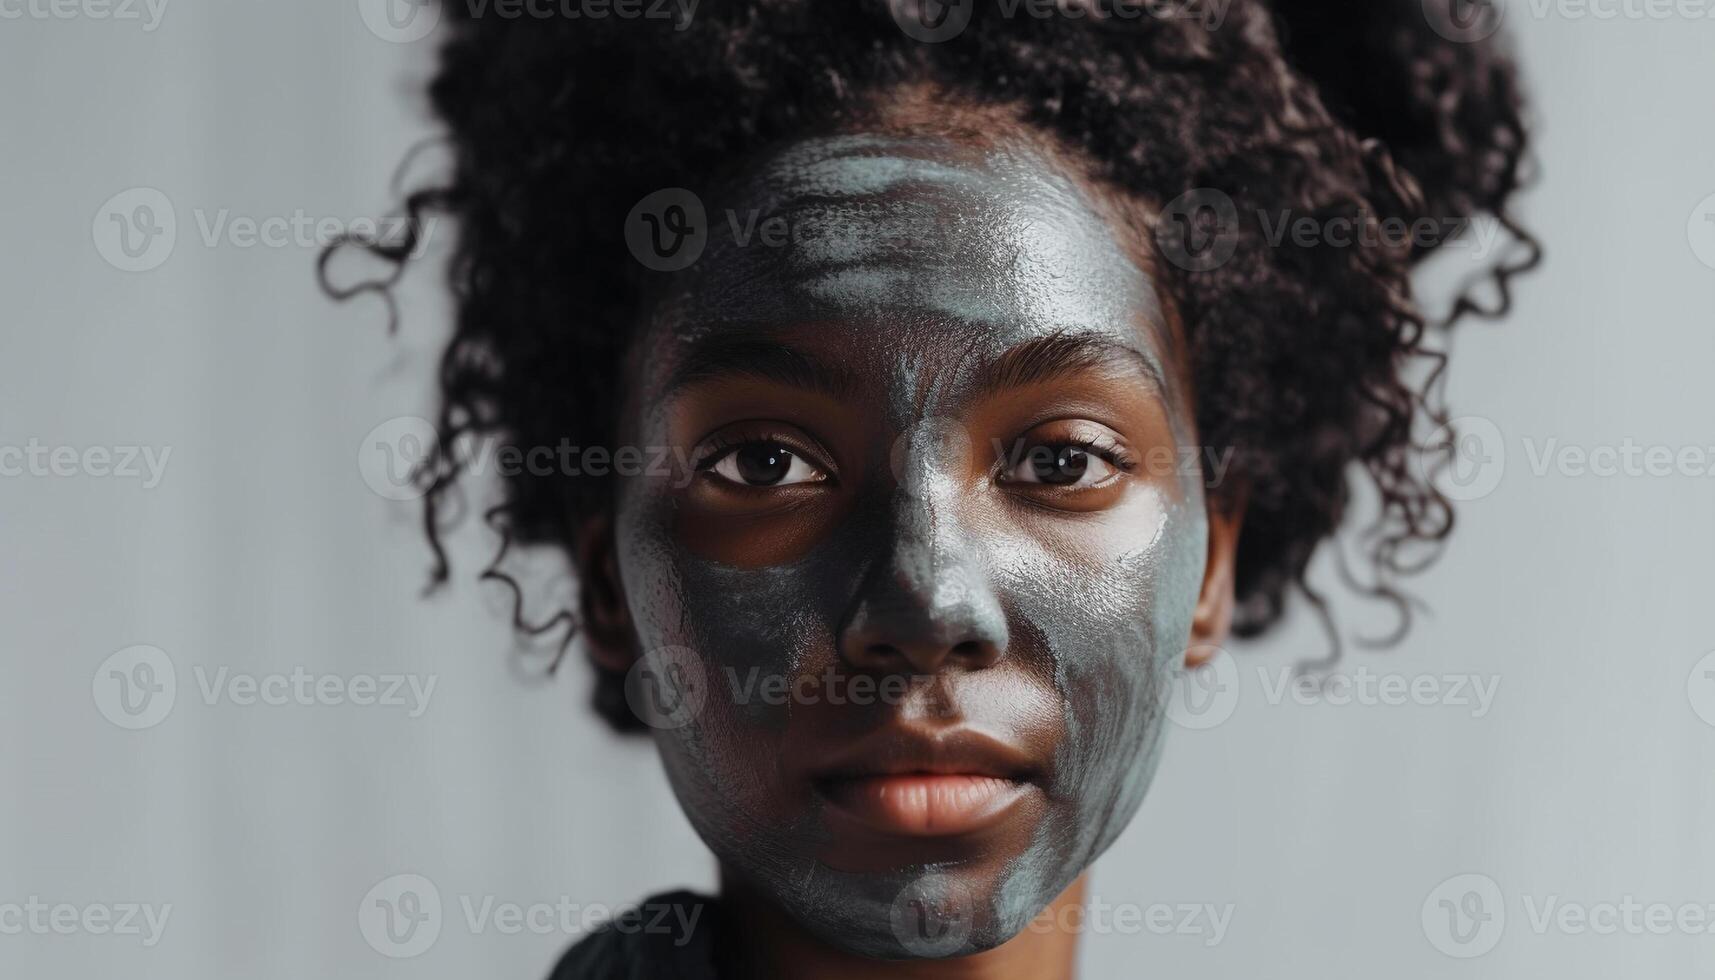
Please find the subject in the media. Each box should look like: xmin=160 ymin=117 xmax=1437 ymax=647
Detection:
xmin=613 ymin=128 xmax=1208 ymax=957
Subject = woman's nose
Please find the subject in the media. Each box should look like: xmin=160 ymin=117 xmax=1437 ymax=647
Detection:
xmin=837 ymin=485 xmax=1009 ymax=675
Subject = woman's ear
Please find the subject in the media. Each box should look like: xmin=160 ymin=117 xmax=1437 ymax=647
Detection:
xmin=574 ymin=513 xmax=637 ymax=672
xmin=1186 ymin=499 xmax=1244 ymax=668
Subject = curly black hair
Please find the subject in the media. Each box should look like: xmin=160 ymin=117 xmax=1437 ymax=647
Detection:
xmin=323 ymin=0 xmax=1538 ymax=732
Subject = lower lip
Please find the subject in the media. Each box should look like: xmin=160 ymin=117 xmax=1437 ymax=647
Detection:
xmin=817 ymin=774 xmax=1032 ymax=837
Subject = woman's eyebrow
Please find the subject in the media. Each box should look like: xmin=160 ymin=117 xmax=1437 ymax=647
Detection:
xmin=663 ymin=334 xmax=860 ymax=401
xmin=969 ymin=332 xmax=1166 ymax=399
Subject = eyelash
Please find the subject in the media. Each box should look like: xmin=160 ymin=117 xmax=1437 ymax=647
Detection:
xmin=1005 ymin=433 xmax=1137 ymax=476
xmin=694 ymin=427 xmax=831 ymax=475
xmin=693 ymin=427 xmax=1135 ymax=486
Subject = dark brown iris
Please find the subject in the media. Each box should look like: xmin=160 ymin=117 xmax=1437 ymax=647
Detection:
xmin=736 ymin=443 xmax=794 ymax=485
xmin=1028 ymin=445 xmax=1089 ymax=485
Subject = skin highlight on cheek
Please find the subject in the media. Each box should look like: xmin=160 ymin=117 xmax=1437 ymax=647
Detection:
xmin=994 ymin=477 xmax=1207 ymax=882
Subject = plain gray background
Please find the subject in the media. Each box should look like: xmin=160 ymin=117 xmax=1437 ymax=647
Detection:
xmin=4 ymin=1 xmax=1713 ymax=976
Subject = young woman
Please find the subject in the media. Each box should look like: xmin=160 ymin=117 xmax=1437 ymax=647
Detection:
xmin=329 ymin=1 xmax=1535 ymax=975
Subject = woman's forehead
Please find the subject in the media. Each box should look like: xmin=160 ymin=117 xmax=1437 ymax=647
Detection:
xmin=634 ymin=130 xmax=1174 ymax=404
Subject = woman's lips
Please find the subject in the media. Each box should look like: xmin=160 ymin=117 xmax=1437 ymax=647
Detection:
xmin=816 ymin=772 xmax=1033 ymax=836
xmin=793 ymin=726 xmax=1052 ymax=870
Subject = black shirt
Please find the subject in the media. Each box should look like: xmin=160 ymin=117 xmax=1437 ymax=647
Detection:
xmin=546 ymin=891 xmax=727 ymax=980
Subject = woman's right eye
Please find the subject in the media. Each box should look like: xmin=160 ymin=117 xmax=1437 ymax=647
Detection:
xmin=1001 ymin=443 xmax=1118 ymax=488
xmin=706 ymin=442 xmax=828 ymax=488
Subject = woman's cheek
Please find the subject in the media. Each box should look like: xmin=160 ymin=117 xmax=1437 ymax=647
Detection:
xmin=1001 ymin=488 xmax=1205 ymax=851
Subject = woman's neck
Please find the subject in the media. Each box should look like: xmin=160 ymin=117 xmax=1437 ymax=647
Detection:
xmin=719 ymin=869 xmax=1086 ymax=980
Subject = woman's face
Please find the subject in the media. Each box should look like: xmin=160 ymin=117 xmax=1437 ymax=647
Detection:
xmin=606 ymin=122 xmax=1212 ymax=957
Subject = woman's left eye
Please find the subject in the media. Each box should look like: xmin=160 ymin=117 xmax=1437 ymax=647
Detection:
xmin=1002 ymin=444 xmax=1118 ymax=487
xmin=707 ymin=442 xmax=827 ymax=487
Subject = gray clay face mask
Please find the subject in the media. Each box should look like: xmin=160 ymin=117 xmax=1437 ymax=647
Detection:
xmin=610 ymin=128 xmax=1209 ymax=958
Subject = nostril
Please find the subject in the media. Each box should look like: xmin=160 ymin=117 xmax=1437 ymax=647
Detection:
xmin=864 ymin=643 xmax=902 ymax=664
xmin=951 ymin=640 xmax=985 ymax=660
